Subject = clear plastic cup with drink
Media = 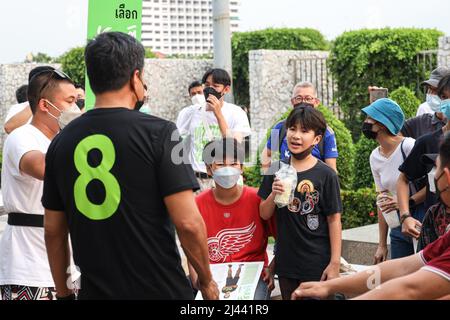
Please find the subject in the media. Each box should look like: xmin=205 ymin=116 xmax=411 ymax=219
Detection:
xmin=376 ymin=192 xmax=400 ymax=229
xmin=274 ymin=163 xmax=298 ymax=208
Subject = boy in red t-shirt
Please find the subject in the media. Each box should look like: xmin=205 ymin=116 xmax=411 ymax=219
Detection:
xmin=188 ymin=138 xmax=276 ymax=300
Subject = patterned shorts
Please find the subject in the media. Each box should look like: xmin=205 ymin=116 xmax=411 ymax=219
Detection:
xmin=0 ymin=285 xmax=57 ymax=300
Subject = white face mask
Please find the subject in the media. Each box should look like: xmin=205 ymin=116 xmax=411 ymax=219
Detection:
xmin=426 ymin=94 xmax=441 ymax=113
xmin=212 ymin=167 xmax=241 ymax=189
xmin=191 ymin=94 xmax=206 ymax=106
xmin=46 ymin=99 xmax=82 ymax=130
xmin=428 ymin=167 xmax=437 ymax=193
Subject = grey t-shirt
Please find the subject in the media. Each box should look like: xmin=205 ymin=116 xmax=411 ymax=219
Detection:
xmin=401 ymin=113 xmax=445 ymax=139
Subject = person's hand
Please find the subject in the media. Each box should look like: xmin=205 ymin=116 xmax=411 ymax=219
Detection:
xmin=373 ymin=245 xmax=388 ymax=264
xmin=320 ymin=262 xmax=340 ymax=281
xmin=272 ymin=179 xmax=285 ymax=196
xmin=401 ymin=217 xmax=422 ymax=239
xmin=206 ymin=94 xmax=224 ymax=116
xmin=378 ymin=195 xmax=398 ymax=212
xmin=262 ymin=267 xmax=275 ymax=292
xmin=291 ymin=281 xmax=330 ymax=300
xmin=199 ymin=279 xmax=219 ymax=300
xmin=368 ymin=86 xmax=383 ymax=92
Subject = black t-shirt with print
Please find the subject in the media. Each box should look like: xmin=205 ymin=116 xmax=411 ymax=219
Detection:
xmin=258 ymin=160 xmax=342 ymax=281
xmin=399 ymin=128 xmax=443 ymax=212
xmin=42 ymin=108 xmax=199 ymax=300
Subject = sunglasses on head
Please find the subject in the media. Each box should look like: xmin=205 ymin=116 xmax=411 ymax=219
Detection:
xmin=32 ymin=69 xmax=72 ymax=99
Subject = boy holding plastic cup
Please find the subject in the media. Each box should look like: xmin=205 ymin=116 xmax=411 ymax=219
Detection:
xmin=258 ymin=106 xmax=342 ymax=300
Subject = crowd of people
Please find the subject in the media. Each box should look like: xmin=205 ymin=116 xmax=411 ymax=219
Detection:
xmin=0 ymin=31 xmax=448 ymax=300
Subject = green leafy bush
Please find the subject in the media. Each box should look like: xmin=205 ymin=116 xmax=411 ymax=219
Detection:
xmin=329 ymin=28 xmax=443 ymax=140
xmin=353 ymin=135 xmax=378 ymax=189
xmin=60 ymin=47 xmax=86 ymax=86
xmin=389 ymin=86 xmax=421 ymax=120
xmin=318 ymin=106 xmax=355 ymax=190
xmin=243 ymin=162 xmax=263 ymax=189
xmin=232 ymin=28 xmax=329 ymax=107
xmin=341 ymin=188 xmax=378 ymax=230
xmin=145 ymin=48 xmax=157 ymax=58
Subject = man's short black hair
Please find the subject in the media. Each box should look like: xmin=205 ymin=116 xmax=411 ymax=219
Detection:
xmin=202 ymin=68 xmax=231 ymax=87
xmin=75 ymin=83 xmax=85 ymax=91
xmin=437 ymin=74 xmax=450 ymax=98
xmin=188 ymin=80 xmax=202 ymax=94
xmin=15 ymin=85 xmax=28 ymax=103
xmin=440 ymin=132 xmax=450 ymax=169
xmin=85 ymin=32 xmax=145 ymax=94
xmin=286 ymin=105 xmax=327 ymax=137
xmin=28 ymin=66 xmax=55 ymax=83
xmin=27 ymin=71 xmax=73 ymax=114
xmin=202 ymin=138 xmax=245 ymax=166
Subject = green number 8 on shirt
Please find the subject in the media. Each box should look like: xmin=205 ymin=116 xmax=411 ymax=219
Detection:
xmin=74 ymin=134 xmax=121 ymax=220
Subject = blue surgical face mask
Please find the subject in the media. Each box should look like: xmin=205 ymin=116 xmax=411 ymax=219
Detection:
xmin=440 ymin=99 xmax=450 ymax=119
xmin=426 ymin=94 xmax=442 ymax=112
xmin=212 ymin=167 xmax=241 ymax=189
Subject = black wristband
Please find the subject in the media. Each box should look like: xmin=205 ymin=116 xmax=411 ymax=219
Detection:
xmin=400 ymin=213 xmax=412 ymax=225
xmin=56 ymin=293 xmax=76 ymax=300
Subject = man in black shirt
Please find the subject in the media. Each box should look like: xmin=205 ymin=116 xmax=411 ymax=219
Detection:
xmin=42 ymin=32 xmax=218 ymax=300
xmin=400 ymin=67 xmax=449 ymax=139
xmin=400 ymin=112 xmax=445 ymax=139
xmin=398 ymin=75 xmax=450 ymax=240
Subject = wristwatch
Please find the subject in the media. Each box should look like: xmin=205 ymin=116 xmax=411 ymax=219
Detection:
xmin=400 ymin=212 xmax=412 ymax=225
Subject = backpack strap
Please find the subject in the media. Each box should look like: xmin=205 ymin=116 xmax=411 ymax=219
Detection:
xmin=400 ymin=139 xmax=407 ymax=161
xmin=278 ymin=121 xmax=287 ymax=154
xmin=400 ymin=138 xmax=417 ymax=195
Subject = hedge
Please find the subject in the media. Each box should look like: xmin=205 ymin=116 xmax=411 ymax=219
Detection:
xmin=231 ymin=28 xmax=329 ymax=108
xmin=329 ymin=28 xmax=443 ymax=140
xmin=60 ymin=47 xmax=86 ymax=86
xmin=318 ymin=105 xmax=355 ymax=190
xmin=390 ymin=86 xmax=421 ymax=120
xmin=341 ymin=188 xmax=378 ymax=230
xmin=353 ymin=135 xmax=378 ymax=189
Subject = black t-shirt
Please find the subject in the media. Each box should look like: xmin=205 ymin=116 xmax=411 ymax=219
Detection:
xmin=399 ymin=128 xmax=443 ymax=212
xmin=258 ymin=160 xmax=342 ymax=281
xmin=42 ymin=108 xmax=199 ymax=300
xmin=400 ymin=113 xmax=445 ymax=139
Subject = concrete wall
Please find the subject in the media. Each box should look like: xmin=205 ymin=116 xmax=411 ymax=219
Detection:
xmin=438 ymin=36 xmax=450 ymax=68
xmin=143 ymin=58 xmax=213 ymax=121
xmin=0 ymin=59 xmax=213 ymax=150
xmin=248 ymin=50 xmax=330 ymax=157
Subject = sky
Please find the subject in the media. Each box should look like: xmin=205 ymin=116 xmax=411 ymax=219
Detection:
xmin=0 ymin=0 xmax=449 ymax=63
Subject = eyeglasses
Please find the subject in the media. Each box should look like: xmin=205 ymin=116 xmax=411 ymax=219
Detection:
xmin=32 ymin=69 xmax=72 ymax=99
xmin=293 ymin=95 xmax=316 ymax=104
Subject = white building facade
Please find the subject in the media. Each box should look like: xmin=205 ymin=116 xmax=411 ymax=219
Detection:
xmin=142 ymin=0 xmax=240 ymax=56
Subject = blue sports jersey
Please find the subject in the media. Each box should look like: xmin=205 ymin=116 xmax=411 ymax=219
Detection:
xmin=266 ymin=121 xmax=339 ymax=161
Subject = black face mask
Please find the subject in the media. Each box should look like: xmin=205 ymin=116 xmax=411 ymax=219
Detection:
xmin=133 ymin=77 xmax=147 ymax=111
xmin=435 ymin=173 xmax=450 ymax=208
xmin=76 ymin=99 xmax=85 ymax=110
xmin=362 ymin=122 xmax=378 ymax=140
xmin=293 ymin=102 xmax=314 ymax=109
xmin=291 ymin=145 xmax=314 ymax=161
xmin=204 ymin=87 xmax=223 ymax=101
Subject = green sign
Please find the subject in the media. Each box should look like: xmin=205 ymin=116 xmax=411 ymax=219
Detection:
xmin=85 ymin=0 xmax=143 ymax=110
